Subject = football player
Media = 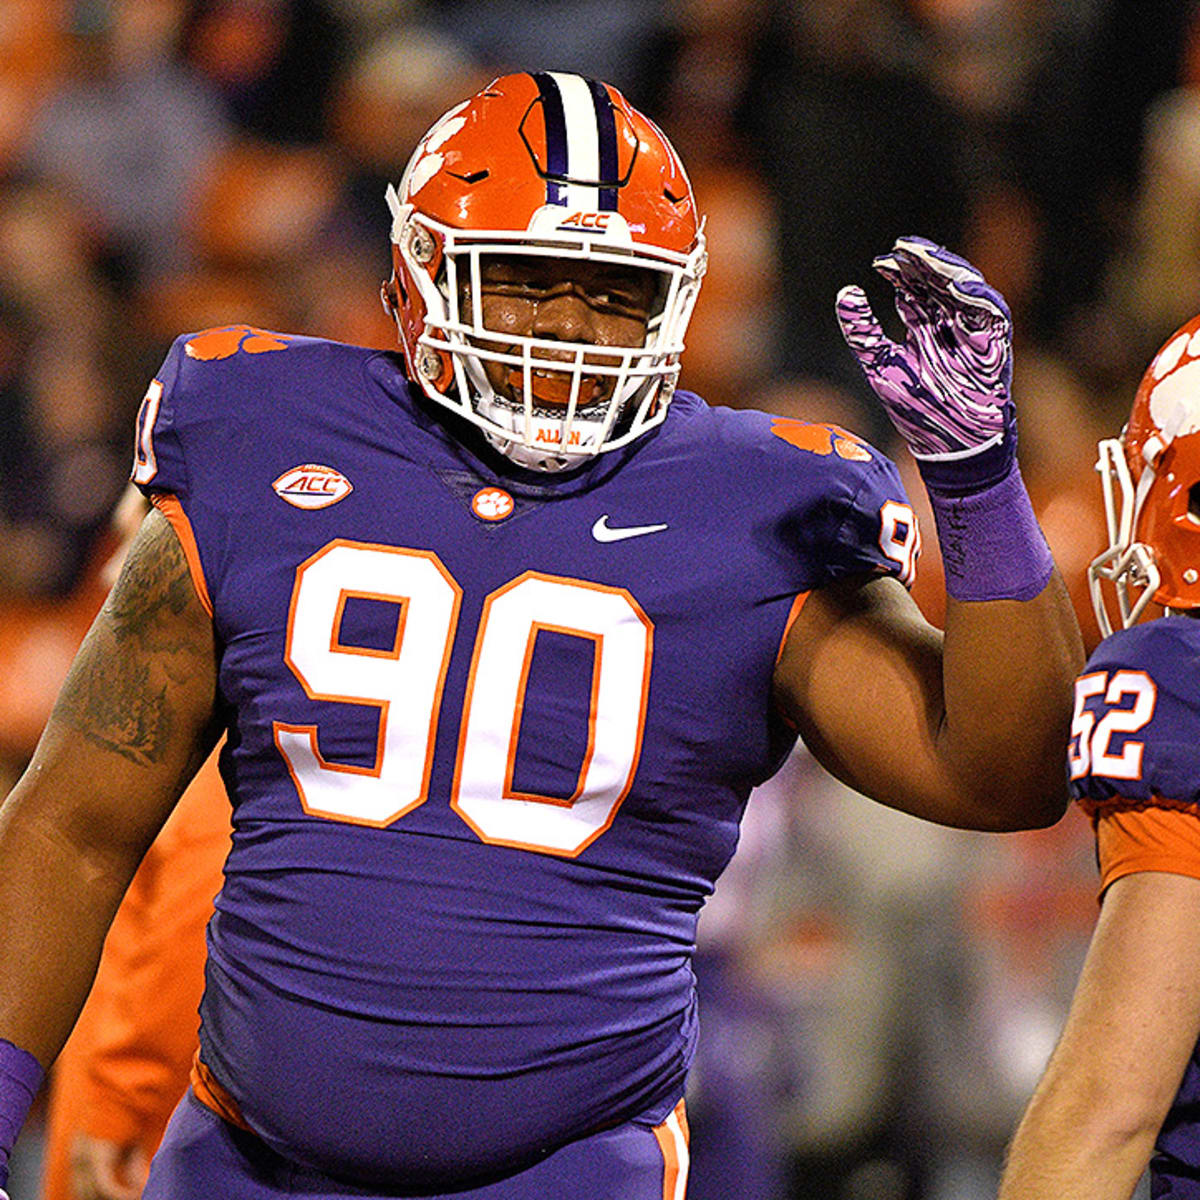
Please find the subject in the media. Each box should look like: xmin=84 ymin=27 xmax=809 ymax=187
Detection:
xmin=998 ymin=315 xmax=1200 ymax=1200
xmin=0 ymin=72 xmax=1081 ymax=1199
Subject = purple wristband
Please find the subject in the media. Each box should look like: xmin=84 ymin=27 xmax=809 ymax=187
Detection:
xmin=0 ymin=1038 xmax=43 ymax=1189
xmin=926 ymin=464 xmax=1054 ymax=602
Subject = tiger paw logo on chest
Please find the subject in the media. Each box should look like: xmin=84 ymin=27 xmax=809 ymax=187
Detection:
xmin=471 ymin=486 xmax=514 ymax=521
xmin=273 ymin=464 xmax=353 ymax=509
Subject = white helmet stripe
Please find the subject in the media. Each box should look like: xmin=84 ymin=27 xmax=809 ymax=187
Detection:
xmin=548 ymin=72 xmax=602 ymax=211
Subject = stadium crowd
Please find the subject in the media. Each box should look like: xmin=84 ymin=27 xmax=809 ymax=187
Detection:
xmin=1 ymin=2 xmax=1197 ymax=1197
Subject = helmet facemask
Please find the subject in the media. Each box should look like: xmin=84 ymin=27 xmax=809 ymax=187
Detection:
xmin=389 ymin=197 xmax=704 ymax=471
xmin=1089 ymin=434 xmax=1163 ymax=636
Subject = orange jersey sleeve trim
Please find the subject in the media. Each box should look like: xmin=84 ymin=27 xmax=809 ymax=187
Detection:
xmin=190 ymin=1052 xmax=251 ymax=1131
xmin=652 ymin=1098 xmax=690 ymax=1200
xmin=771 ymin=591 xmax=811 ymax=733
xmin=150 ymin=493 xmax=214 ymax=618
xmin=775 ymin=591 xmax=811 ymax=667
xmin=1096 ymin=802 xmax=1200 ymax=894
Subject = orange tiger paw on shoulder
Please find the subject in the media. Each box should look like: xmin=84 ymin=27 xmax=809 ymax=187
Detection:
xmin=184 ymin=326 xmax=291 ymax=361
xmin=770 ymin=417 xmax=871 ymax=461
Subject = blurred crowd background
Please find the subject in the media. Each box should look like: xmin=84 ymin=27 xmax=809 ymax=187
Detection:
xmin=1 ymin=0 xmax=1196 ymax=1197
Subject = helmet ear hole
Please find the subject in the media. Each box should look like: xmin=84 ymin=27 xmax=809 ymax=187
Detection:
xmin=1189 ymin=482 xmax=1200 ymax=522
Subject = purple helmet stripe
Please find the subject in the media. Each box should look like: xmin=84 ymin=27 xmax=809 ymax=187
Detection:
xmin=532 ymin=71 xmax=569 ymax=206
xmin=586 ymin=77 xmax=620 ymax=210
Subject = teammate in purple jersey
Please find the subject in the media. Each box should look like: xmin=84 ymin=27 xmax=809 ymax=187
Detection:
xmin=1000 ymin=312 xmax=1200 ymax=1200
xmin=0 ymin=72 xmax=1081 ymax=1199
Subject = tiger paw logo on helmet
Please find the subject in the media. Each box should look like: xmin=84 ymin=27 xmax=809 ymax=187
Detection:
xmin=380 ymin=71 xmax=707 ymax=473
xmin=1090 ymin=313 xmax=1200 ymax=633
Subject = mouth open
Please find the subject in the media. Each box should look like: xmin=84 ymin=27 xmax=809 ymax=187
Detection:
xmin=507 ymin=368 xmax=606 ymax=407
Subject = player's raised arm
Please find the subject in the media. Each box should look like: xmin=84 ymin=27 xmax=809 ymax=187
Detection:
xmin=774 ymin=237 xmax=1084 ymax=830
xmin=0 ymin=506 xmax=220 ymax=1191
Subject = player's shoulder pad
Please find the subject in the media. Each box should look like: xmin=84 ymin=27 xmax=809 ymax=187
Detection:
xmin=1084 ymin=615 xmax=1200 ymax=682
xmin=693 ymin=403 xmax=905 ymax=496
xmin=167 ymin=325 xmax=370 ymax=387
xmin=701 ymin=404 xmax=880 ymax=464
xmin=134 ymin=327 xmax=372 ymax=502
xmin=690 ymin=403 xmax=916 ymax=588
xmin=1071 ymin=616 xmax=1200 ymax=811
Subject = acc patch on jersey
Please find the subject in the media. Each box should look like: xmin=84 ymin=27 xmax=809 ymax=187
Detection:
xmin=272 ymin=464 xmax=354 ymax=510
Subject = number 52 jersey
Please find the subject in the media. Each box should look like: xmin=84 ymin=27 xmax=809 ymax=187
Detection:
xmin=1068 ymin=615 xmax=1200 ymax=1192
xmin=132 ymin=327 xmax=917 ymax=1189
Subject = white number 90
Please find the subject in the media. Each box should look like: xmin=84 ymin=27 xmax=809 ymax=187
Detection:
xmin=274 ymin=542 xmax=653 ymax=857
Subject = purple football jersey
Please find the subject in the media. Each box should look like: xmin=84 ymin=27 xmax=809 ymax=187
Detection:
xmin=132 ymin=327 xmax=915 ymax=1188
xmin=1069 ymin=618 xmax=1200 ymax=814
xmin=1069 ymin=616 xmax=1200 ymax=1194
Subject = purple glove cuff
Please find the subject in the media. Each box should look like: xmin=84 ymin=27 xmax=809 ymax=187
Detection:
xmin=914 ymin=404 xmax=1017 ymax=497
xmin=0 ymin=1038 xmax=42 ymax=1189
xmin=928 ymin=464 xmax=1054 ymax=602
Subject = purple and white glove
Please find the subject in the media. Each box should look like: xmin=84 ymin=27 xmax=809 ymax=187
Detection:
xmin=836 ymin=236 xmax=1014 ymax=496
xmin=837 ymin=236 xmax=1053 ymax=602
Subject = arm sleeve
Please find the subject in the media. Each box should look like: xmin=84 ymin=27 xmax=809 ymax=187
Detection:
xmin=1096 ymin=807 xmax=1200 ymax=894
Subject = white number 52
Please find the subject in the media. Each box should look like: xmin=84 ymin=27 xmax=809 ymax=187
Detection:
xmin=1068 ymin=669 xmax=1157 ymax=782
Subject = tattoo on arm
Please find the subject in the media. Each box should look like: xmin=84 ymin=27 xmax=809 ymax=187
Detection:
xmin=54 ymin=510 xmax=216 ymax=768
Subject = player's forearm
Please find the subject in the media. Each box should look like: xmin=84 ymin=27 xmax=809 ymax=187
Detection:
xmin=999 ymin=1085 xmax=1156 ymax=1200
xmin=999 ymin=1144 xmax=1150 ymax=1200
xmin=939 ymin=569 xmax=1083 ymax=828
xmin=914 ymin=443 xmax=1083 ymax=827
xmin=0 ymin=793 xmax=135 ymax=1065
xmin=836 ymin=237 xmax=1084 ymax=824
xmin=0 ymin=782 xmax=136 ymax=1190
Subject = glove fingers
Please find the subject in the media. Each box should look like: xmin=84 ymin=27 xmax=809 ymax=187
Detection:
xmin=835 ymin=285 xmax=891 ymax=363
xmin=948 ymin=272 xmax=1011 ymax=324
xmin=880 ymin=237 xmax=1010 ymax=323
xmin=873 ymin=249 xmax=954 ymax=345
xmin=869 ymin=251 xmax=913 ymax=301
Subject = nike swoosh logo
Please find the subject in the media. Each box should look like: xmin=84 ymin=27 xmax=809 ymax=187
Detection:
xmin=591 ymin=515 xmax=669 ymax=543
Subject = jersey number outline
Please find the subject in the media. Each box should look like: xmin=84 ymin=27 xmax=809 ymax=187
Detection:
xmin=878 ymin=500 xmax=920 ymax=587
xmin=273 ymin=540 xmax=653 ymax=857
xmin=132 ymin=379 xmax=164 ymax=485
xmin=1068 ymin=669 xmax=1158 ymax=782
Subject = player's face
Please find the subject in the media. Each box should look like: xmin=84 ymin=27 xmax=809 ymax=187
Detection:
xmin=463 ymin=256 xmax=658 ymax=408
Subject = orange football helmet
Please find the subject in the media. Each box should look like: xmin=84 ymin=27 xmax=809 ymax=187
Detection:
xmin=382 ymin=70 xmax=707 ymax=471
xmin=1090 ymin=313 xmax=1200 ymax=633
